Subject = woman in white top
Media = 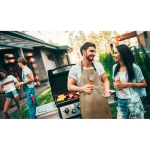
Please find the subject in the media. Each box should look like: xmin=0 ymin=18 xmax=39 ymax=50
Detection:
xmin=0 ymin=69 xmax=22 ymax=119
xmin=112 ymin=44 xmax=147 ymax=119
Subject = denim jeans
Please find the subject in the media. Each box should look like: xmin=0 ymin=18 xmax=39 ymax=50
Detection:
xmin=117 ymin=98 xmax=145 ymax=119
xmin=24 ymin=85 xmax=39 ymax=119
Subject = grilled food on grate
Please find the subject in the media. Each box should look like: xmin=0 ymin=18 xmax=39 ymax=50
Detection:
xmin=57 ymin=94 xmax=66 ymax=102
xmin=56 ymin=92 xmax=79 ymax=102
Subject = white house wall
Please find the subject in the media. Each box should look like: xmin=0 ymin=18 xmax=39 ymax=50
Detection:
xmin=40 ymin=49 xmax=57 ymax=77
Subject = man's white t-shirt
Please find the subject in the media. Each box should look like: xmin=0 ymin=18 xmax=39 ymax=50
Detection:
xmin=22 ymin=66 xmax=34 ymax=88
xmin=0 ymin=75 xmax=18 ymax=93
xmin=68 ymin=62 xmax=105 ymax=86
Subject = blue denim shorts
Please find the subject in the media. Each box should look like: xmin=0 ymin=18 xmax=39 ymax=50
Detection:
xmin=5 ymin=90 xmax=19 ymax=100
xmin=117 ymin=98 xmax=145 ymax=119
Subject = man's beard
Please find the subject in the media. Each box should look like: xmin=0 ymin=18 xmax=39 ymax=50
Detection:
xmin=86 ymin=55 xmax=94 ymax=61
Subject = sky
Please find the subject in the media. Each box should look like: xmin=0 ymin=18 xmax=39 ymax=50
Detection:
xmin=26 ymin=31 xmax=68 ymax=45
xmin=26 ymin=31 xmax=127 ymax=46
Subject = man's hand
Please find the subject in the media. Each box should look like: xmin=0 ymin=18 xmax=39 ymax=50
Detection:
xmin=82 ymin=84 xmax=93 ymax=94
xmin=102 ymin=89 xmax=111 ymax=98
xmin=16 ymin=82 xmax=23 ymax=87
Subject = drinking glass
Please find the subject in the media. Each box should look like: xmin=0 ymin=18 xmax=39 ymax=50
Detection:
xmin=89 ymin=74 xmax=94 ymax=85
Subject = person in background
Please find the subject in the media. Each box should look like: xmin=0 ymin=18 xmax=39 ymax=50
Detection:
xmin=112 ymin=44 xmax=147 ymax=119
xmin=68 ymin=42 xmax=112 ymax=119
xmin=16 ymin=57 xmax=39 ymax=119
xmin=0 ymin=69 xmax=22 ymax=119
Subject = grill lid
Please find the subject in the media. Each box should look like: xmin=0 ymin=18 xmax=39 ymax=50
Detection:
xmin=48 ymin=70 xmax=69 ymax=95
xmin=48 ymin=64 xmax=75 ymax=95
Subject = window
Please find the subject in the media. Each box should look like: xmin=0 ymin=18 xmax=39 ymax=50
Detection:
xmin=46 ymin=54 xmax=54 ymax=62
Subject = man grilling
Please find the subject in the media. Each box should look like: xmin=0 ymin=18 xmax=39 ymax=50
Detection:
xmin=67 ymin=42 xmax=112 ymax=119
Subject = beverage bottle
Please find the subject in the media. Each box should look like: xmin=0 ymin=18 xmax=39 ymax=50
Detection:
xmin=116 ymin=77 xmax=121 ymax=83
xmin=89 ymin=74 xmax=94 ymax=85
xmin=88 ymin=74 xmax=94 ymax=93
xmin=89 ymin=80 xmax=94 ymax=85
xmin=31 ymin=94 xmax=36 ymax=105
xmin=17 ymin=86 xmax=20 ymax=89
xmin=22 ymin=98 xmax=25 ymax=103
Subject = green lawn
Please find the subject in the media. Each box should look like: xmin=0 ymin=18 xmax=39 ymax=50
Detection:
xmin=11 ymin=87 xmax=54 ymax=119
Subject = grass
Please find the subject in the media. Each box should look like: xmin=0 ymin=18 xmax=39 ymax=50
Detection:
xmin=11 ymin=87 xmax=54 ymax=119
xmin=110 ymin=103 xmax=118 ymax=119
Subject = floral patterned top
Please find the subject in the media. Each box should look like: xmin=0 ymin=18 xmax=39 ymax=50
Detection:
xmin=112 ymin=63 xmax=147 ymax=103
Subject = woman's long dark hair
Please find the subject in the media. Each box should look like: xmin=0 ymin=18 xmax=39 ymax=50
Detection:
xmin=114 ymin=44 xmax=135 ymax=82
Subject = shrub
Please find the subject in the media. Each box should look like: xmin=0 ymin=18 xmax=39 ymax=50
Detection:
xmin=133 ymin=46 xmax=150 ymax=104
xmin=99 ymin=52 xmax=115 ymax=89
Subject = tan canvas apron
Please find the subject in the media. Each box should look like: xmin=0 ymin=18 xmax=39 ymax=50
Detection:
xmin=79 ymin=62 xmax=112 ymax=119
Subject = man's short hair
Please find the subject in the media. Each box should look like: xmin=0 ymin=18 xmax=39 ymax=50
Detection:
xmin=80 ymin=42 xmax=96 ymax=56
xmin=17 ymin=57 xmax=27 ymax=65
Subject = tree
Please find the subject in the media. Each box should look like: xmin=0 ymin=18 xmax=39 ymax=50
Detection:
xmin=48 ymin=39 xmax=59 ymax=46
xmin=66 ymin=31 xmax=119 ymax=63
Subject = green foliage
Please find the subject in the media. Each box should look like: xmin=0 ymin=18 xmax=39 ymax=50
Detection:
xmin=109 ymin=103 xmax=117 ymax=119
xmin=133 ymin=46 xmax=150 ymax=104
xmin=11 ymin=87 xmax=54 ymax=119
xmin=99 ymin=52 xmax=115 ymax=89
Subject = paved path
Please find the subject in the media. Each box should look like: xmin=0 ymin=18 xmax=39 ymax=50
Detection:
xmin=0 ymin=82 xmax=50 ymax=119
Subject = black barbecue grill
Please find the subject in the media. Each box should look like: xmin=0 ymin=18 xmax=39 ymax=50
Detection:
xmin=48 ymin=64 xmax=81 ymax=119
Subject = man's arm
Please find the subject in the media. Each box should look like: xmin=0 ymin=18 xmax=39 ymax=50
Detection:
xmin=68 ymin=78 xmax=93 ymax=94
xmin=101 ymin=73 xmax=111 ymax=97
xmin=16 ymin=73 xmax=34 ymax=86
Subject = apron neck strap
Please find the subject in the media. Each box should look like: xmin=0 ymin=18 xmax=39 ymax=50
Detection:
xmin=81 ymin=61 xmax=96 ymax=72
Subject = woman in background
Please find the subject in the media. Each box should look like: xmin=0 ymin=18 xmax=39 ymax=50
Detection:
xmin=112 ymin=44 xmax=147 ymax=119
xmin=0 ymin=69 xmax=22 ymax=119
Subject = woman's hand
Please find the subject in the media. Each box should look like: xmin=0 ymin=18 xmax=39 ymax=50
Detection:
xmin=114 ymin=82 xmax=128 ymax=91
